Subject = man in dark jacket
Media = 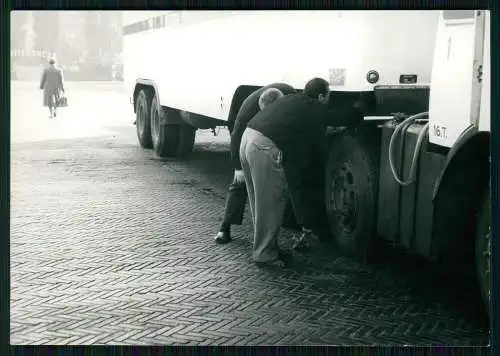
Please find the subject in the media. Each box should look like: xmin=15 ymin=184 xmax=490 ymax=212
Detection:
xmin=214 ymin=83 xmax=296 ymax=244
xmin=241 ymin=77 xmax=362 ymax=267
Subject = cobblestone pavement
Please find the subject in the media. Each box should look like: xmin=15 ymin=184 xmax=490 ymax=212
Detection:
xmin=10 ymin=82 xmax=490 ymax=345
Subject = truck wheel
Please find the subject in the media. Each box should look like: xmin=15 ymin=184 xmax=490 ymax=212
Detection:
xmin=135 ymin=90 xmax=153 ymax=149
xmin=150 ymin=96 xmax=196 ymax=158
xmin=475 ymin=187 xmax=491 ymax=316
xmin=325 ymin=131 xmax=379 ymax=262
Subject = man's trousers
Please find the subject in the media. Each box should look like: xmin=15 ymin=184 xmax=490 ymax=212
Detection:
xmin=239 ymin=128 xmax=288 ymax=263
xmin=221 ymin=180 xmax=247 ymax=226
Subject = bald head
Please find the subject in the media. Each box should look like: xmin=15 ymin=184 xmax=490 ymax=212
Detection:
xmin=258 ymin=88 xmax=284 ymax=110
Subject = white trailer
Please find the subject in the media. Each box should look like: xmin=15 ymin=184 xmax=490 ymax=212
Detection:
xmin=123 ymin=10 xmax=491 ymax=315
xmin=123 ymin=10 xmax=439 ymax=155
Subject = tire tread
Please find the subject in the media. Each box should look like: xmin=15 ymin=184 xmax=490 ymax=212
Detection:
xmin=136 ymin=90 xmax=153 ymax=149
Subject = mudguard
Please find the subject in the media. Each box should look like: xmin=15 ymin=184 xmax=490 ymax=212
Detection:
xmin=226 ymin=85 xmax=260 ymax=132
xmin=134 ymin=78 xmax=160 ymax=112
xmin=432 ymin=125 xmax=490 ymax=201
xmin=134 ymin=79 xmax=183 ymax=125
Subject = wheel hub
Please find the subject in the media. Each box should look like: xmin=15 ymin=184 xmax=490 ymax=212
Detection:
xmin=329 ymin=162 xmax=358 ymax=232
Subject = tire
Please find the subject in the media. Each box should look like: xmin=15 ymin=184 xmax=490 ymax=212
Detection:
xmin=325 ymin=130 xmax=380 ymax=262
xmin=135 ymin=90 xmax=153 ymax=149
xmin=475 ymin=186 xmax=491 ymax=317
xmin=150 ymin=95 xmax=196 ymax=158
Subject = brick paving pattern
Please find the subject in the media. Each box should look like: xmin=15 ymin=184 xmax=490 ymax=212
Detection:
xmin=10 ymin=83 xmax=490 ymax=345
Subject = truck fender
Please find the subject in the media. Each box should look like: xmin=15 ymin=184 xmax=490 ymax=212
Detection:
xmin=432 ymin=125 xmax=490 ymax=201
xmin=133 ymin=79 xmax=184 ymax=125
xmin=133 ymin=78 xmax=161 ymax=115
xmin=226 ymin=85 xmax=261 ymax=132
xmin=431 ymin=125 xmax=490 ymax=259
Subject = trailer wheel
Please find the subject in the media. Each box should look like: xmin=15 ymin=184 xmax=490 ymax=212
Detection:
xmin=475 ymin=187 xmax=491 ymax=316
xmin=135 ymin=90 xmax=153 ymax=149
xmin=325 ymin=131 xmax=379 ymax=262
xmin=150 ymin=96 xmax=196 ymax=158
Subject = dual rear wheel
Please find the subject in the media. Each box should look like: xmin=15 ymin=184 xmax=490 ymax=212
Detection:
xmin=135 ymin=89 xmax=196 ymax=157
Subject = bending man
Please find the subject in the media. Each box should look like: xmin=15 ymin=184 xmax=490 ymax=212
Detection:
xmin=214 ymin=83 xmax=295 ymax=244
xmin=240 ymin=78 xmax=334 ymax=267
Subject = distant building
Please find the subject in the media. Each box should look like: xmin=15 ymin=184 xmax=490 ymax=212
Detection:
xmin=56 ymin=11 xmax=87 ymax=66
xmin=11 ymin=11 xmax=123 ymax=81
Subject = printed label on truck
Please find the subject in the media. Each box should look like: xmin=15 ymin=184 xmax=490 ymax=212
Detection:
xmin=329 ymin=68 xmax=346 ymax=86
xmin=431 ymin=123 xmax=448 ymax=140
xmin=430 ymin=122 xmax=467 ymax=148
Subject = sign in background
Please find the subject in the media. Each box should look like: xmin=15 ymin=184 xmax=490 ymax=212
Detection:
xmin=11 ymin=49 xmax=55 ymax=59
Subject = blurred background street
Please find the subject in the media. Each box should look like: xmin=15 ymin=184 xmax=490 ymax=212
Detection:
xmin=11 ymin=11 xmax=123 ymax=82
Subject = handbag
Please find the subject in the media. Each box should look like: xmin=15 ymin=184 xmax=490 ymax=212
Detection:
xmin=56 ymin=95 xmax=68 ymax=108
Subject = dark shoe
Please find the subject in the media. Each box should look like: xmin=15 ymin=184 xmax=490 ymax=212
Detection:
xmin=214 ymin=231 xmax=231 ymax=244
xmin=292 ymin=231 xmax=312 ymax=251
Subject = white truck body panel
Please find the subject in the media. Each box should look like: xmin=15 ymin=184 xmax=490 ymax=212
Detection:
xmin=123 ymin=11 xmax=169 ymax=25
xmin=479 ymin=11 xmax=490 ymax=133
xmin=123 ymin=10 xmax=439 ymax=122
xmin=428 ymin=10 xmax=490 ymax=147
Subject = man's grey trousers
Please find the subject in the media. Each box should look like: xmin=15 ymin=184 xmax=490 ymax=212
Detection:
xmin=239 ymin=128 xmax=288 ymax=263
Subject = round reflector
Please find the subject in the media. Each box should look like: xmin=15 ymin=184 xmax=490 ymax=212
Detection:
xmin=366 ymin=70 xmax=379 ymax=84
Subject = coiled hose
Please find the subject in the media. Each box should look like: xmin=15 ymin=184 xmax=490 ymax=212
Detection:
xmin=388 ymin=112 xmax=430 ymax=186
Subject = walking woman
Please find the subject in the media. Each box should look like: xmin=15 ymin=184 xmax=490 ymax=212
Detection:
xmin=40 ymin=58 xmax=65 ymax=118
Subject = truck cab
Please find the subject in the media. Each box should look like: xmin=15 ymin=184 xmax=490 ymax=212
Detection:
xmin=324 ymin=10 xmax=490 ymax=314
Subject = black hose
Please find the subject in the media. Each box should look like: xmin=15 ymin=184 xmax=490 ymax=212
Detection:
xmin=388 ymin=112 xmax=429 ymax=186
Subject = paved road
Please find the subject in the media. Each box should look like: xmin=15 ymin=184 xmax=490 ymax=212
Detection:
xmin=10 ymin=81 xmax=490 ymax=345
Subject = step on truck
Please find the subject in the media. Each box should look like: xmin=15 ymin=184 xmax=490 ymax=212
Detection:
xmin=123 ymin=10 xmax=491 ymax=315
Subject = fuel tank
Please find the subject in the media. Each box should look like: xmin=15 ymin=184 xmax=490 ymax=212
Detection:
xmin=377 ymin=121 xmax=446 ymax=259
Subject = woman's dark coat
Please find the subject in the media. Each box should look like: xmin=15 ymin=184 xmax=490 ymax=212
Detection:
xmin=40 ymin=66 xmax=64 ymax=107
